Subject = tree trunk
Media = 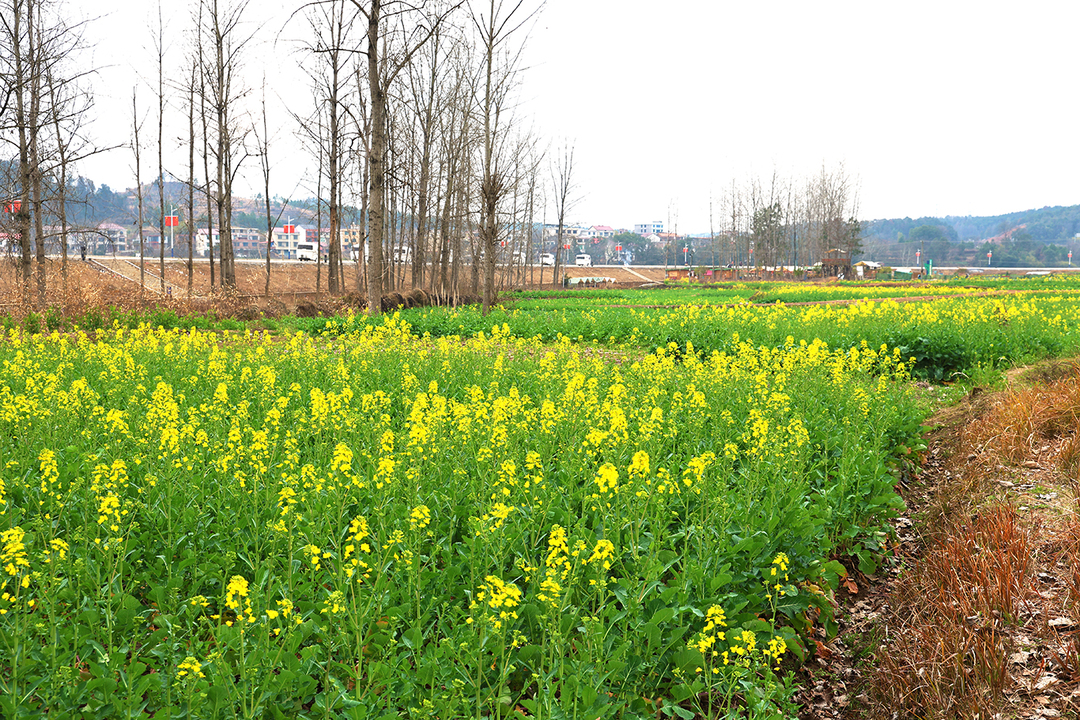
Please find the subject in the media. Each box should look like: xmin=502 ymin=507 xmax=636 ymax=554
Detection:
xmin=11 ymin=0 xmax=34 ymax=305
xmin=28 ymin=0 xmax=46 ymax=307
xmin=188 ymin=63 xmax=196 ymax=298
xmin=157 ymin=4 xmax=166 ymax=294
xmin=133 ymin=90 xmax=145 ymax=298
xmin=365 ymin=0 xmax=386 ymax=316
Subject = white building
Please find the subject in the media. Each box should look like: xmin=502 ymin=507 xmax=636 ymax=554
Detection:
xmin=272 ymin=224 xmax=306 ymax=259
xmin=194 ymin=226 xmax=272 ymax=258
xmin=634 ymin=221 xmax=663 ymax=236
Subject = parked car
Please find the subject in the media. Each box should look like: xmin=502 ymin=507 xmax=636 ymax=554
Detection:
xmin=539 ymin=252 xmax=556 ymax=266
xmin=574 ymin=254 xmax=592 ymax=267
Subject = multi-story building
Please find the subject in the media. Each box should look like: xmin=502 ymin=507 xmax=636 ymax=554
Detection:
xmin=272 ymin=224 xmax=305 ymax=259
xmin=341 ymin=225 xmax=365 ymax=261
xmin=634 ymin=221 xmax=663 ymax=236
xmin=232 ymin=227 xmax=266 ymax=258
xmin=92 ymin=223 xmax=128 ymax=254
xmin=195 ymin=226 xmax=272 ymax=258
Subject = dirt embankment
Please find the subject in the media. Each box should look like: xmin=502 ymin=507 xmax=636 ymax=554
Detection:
xmin=1 ymin=258 xmax=669 ymax=314
xmin=800 ymin=361 xmax=1080 ymax=720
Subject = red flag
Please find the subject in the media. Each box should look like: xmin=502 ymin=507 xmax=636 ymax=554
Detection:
xmin=283 ymin=224 xmax=296 ymax=234
xmin=4 ymin=201 xmax=20 ymax=214
xmin=165 ymin=215 xmax=179 ymax=227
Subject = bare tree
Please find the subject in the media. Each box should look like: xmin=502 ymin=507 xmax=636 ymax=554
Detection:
xmin=26 ymin=0 xmax=47 ymax=306
xmin=45 ymin=61 xmax=71 ymax=294
xmin=350 ymin=0 xmax=461 ymax=316
xmin=471 ymin=0 xmax=537 ymax=314
xmin=43 ymin=20 xmax=97 ymax=297
xmin=185 ymin=56 xmax=196 ymax=297
xmin=1 ymin=0 xmax=36 ymax=303
xmin=548 ymin=140 xmax=577 ymax=289
xmin=0 ymin=0 xmax=74 ymax=305
xmin=196 ymin=1 xmax=215 ymax=289
xmin=200 ymin=0 xmax=253 ymax=291
xmin=132 ymin=88 xmax=146 ymax=296
xmin=293 ymin=0 xmax=358 ymax=296
xmin=402 ymin=28 xmax=448 ymax=291
xmin=251 ymin=80 xmax=297 ymax=299
xmin=255 ymin=79 xmax=273 ymax=296
xmin=427 ymin=43 xmax=470 ymax=300
xmin=155 ymin=1 xmax=167 ymax=294
xmin=358 ymin=0 xmax=387 ymax=314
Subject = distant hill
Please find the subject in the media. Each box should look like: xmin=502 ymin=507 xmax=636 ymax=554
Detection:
xmin=861 ymin=204 xmax=1080 ymax=268
xmin=867 ymin=205 xmax=1080 ymax=244
xmin=59 ymin=176 xmax=332 ymax=231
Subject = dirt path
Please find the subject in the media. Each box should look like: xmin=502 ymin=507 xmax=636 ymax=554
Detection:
xmin=798 ymin=363 xmax=1080 ymax=719
xmin=88 ymin=258 xmax=189 ymax=297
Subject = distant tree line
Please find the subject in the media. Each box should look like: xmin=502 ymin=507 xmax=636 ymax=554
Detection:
xmin=867 ymin=205 xmax=1080 ymax=245
xmin=860 ymin=205 xmax=1080 ymax=267
xmin=698 ymin=165 xmax=863 ymax=271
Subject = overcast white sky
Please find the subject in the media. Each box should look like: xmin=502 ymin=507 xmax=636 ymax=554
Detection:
xmin=80 ymin=0 xmax=1080 ymax=234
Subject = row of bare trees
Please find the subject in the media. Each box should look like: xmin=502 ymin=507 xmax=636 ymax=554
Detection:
xmin=0 ymin=0 xmax=101 ymax=307
xmin=1 ymin=0 xmax=558 ymax=316
xmin=185 ymin=0 xmax=552 ymax=315
xmin=706 ymin=164 xmax=862 ymax=273
xmin=294 ymin=0 xmax=549 ymax=316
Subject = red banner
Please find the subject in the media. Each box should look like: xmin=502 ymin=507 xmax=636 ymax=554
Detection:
xmin=4 ymin=201 xmax=20 ymax=214
xmin=283 ymin=224 xmax=296 ymax=234
xmin=165 ymin=215 xmax=179 ymax=227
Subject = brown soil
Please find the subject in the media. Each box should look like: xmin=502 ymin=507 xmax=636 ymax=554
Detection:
xmin=797 ymin=365 xmax=1080 ymax=719
xmin=0 ymin=258 xmax=669 ymax=315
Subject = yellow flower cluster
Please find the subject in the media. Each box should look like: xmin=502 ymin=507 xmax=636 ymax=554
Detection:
xmin=1 ymin=527 xmax=29 ymax=579
xmin=304 ymin=544 xmax=331 ymax=572
xmin=0 ymin=527 xmax=30 ymax=614
xmin=473 ymin=575 xmax=522 ymax=631
xmin=223 ymin=575 xmax=255 ymax=627
xmin=409 ymin=504 xmax=431 ymax=530
xmin=176 ymin=656 xmax=205 ymax=681
xmin=691 ymin=604 xmax=728 ymax=661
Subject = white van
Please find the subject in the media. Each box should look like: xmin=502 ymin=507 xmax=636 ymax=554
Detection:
xmin=539 ymin=252 xmax=556 ymax=266
xmin=574 ymin=254 xmax=592 ymax=267
xmin=297 ymin=242 xmax=317 ymax=261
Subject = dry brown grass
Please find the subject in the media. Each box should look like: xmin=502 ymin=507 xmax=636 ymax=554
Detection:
xmin=865 ymin=361 xmax=1080 ymax=719
xmin=964 ymin=362 xmax=1080 ymax=467
xmin=873 ymin=507 xmax=1032 ymax=718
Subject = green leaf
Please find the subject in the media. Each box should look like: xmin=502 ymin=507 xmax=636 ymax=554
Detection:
xmin=650 ymin=607 xmax=675 ymax=624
